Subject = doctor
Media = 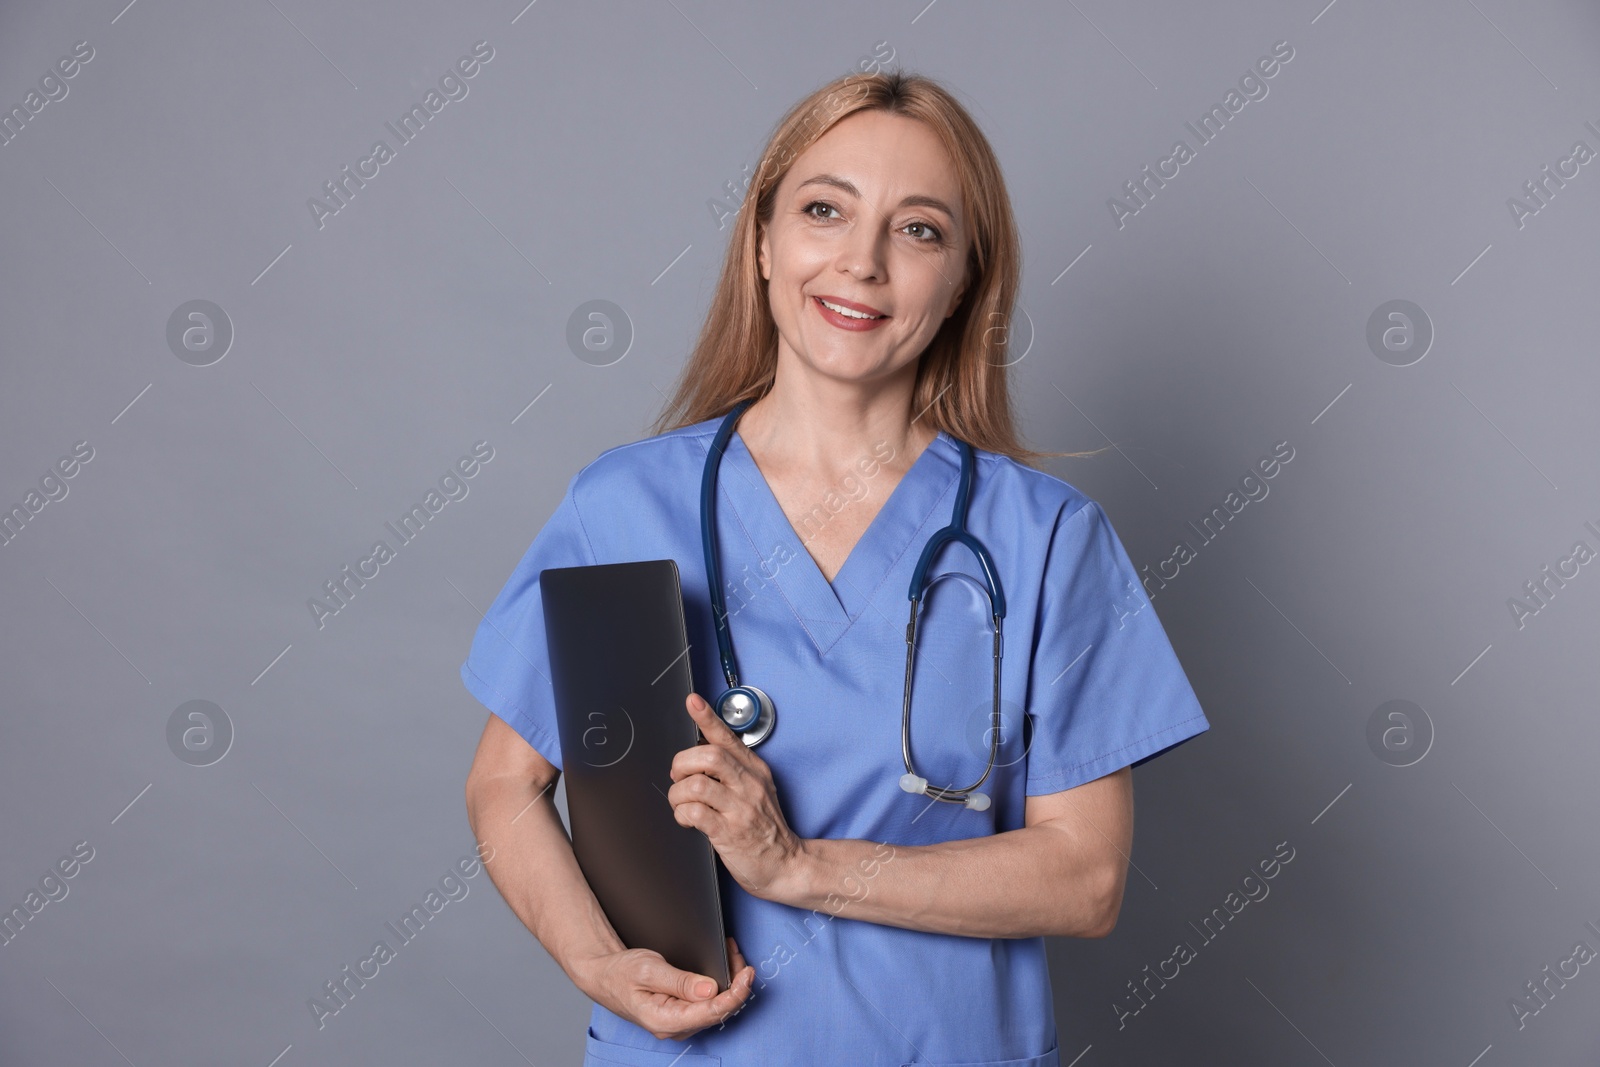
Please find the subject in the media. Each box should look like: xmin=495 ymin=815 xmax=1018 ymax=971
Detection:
xmin=463 ymin=70 xmax=1209 ymax=1065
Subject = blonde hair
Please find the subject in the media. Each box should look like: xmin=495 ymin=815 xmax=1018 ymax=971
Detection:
xmin=650 ymin=69 xmax=1102 ymax=466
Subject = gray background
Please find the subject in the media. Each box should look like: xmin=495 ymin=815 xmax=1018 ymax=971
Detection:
xmin=2 ymin=0 xmax=1597 ymax=1063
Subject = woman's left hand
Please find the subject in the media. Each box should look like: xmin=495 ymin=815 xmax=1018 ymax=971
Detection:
xmin=669 ymin=693 xmax=808 ymax=901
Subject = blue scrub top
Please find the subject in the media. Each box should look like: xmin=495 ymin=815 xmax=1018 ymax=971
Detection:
xmin=461 ymin=414 xmax=1209 ymax=1066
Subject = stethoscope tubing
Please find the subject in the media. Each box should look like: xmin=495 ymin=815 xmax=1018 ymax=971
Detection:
xmin=701 ymin=399 xmax=1007 ymax=806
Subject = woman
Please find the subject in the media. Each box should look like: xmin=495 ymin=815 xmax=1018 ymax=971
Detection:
xmin=462 ymin=70 xmax=1209 ymax=1065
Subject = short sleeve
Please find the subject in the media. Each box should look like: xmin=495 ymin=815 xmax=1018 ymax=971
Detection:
xmin=1023 ymin=499 xmax=1209 ymax=795
xmin=459 ymin=475 xmax=596 ymax=770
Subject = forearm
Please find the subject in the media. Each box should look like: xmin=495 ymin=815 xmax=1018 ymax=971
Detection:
xmin=775 ymin=826 xmax=1117 ymax=939
xmin=465 ymin=770 xmax=622 ymax=993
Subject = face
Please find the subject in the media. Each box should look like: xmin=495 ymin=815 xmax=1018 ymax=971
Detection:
xmin=757 ymin=109 xmax=972 ymax=391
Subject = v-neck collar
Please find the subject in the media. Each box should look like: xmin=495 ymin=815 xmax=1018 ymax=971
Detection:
xmin=712 ymin=425 xmax=962 ymax=657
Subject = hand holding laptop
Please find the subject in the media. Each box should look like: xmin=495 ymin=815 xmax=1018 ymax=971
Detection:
xmin=576 ymin=934 xmax=756 ymax=1042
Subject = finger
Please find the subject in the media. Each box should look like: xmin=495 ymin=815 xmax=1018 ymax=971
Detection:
xmin=722 ymin=938 xmax=755 ymax=997
xmin=634 ymin=954 xmax=720 ymax=1002
xmin=668 ymin=773 xmax=736 ymax=814
xmin=633 ymin=955 xmax=754 ymax=1031
xmin=709 ymin=965 xmax=755 ymax=1018
xmin=671 ymin=799 xmax=724 ymax=837
xmin=685 ymin=692 xmax=754 ymax=758
xmin=650 ymin=965 xmax=754 ymax=1036
xmin=670 ymin=742 xmax=737 ymax=783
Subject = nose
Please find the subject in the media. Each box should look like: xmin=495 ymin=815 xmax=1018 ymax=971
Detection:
xmin=836 ymin=217 xmax=888 ymax=281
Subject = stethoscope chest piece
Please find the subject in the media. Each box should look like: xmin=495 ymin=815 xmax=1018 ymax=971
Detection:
xmin=714 ymin=685 xmax=776 ymax=747
xmin=700 ymin=398 xmax=1005 ymax=804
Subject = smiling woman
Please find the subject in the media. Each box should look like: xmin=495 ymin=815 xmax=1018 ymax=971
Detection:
xmin=462 ymin=69 xmax=1211 ymax=1066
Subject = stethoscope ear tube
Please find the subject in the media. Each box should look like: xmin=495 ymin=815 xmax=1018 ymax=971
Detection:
xmin=703 ymin=399 xmax=756 ymax=700
xmin=703 ymin=400 xmax=779 ymax=748
xmin=898 ymin=438 xmax=1006 ymax=809
xmin=900 ymin=589 xmax=1005 ymax=809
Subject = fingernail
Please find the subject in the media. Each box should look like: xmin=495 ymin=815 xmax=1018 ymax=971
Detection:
xmin=695 ymin=980 xmax=714 ymax=998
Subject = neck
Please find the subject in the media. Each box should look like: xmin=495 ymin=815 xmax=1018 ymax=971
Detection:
xmin=738 ymin=361 xmax=936 ymax=476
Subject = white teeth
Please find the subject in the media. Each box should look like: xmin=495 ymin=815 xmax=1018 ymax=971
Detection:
xmin=819 ymin=298 xmax=882 ymax=320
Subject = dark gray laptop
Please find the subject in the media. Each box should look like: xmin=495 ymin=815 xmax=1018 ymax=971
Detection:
xmin=540 ymin=559 xmax=731 ymax=992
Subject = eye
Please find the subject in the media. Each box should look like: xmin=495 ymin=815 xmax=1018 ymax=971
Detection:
xmin=802 ymin=199 xmax=944 ymax=244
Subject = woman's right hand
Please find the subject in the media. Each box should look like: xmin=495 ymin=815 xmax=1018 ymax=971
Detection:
xmin=578 ymin=937 xmax=756 ymax=1041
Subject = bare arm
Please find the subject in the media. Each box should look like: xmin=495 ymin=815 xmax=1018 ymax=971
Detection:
xmin=670 ymin=694 xmax=1135 ymax=940
xmin=464 ymin=714 xmax=755 ymax=1039
xmin=773 ymin=766 xmax=1133 ymax=939
xmin=463 ymin=713 xmax=624 ymax=984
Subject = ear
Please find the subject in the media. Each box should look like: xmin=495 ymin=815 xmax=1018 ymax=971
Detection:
xmin=757 ymin=225 xmax=771 ymax=282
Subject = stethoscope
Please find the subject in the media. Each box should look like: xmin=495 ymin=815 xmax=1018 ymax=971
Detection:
xmin=700 ymin=398 xmax=1007 ymax=810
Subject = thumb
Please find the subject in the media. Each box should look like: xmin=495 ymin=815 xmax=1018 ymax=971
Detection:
xmin=638 ymin=954 xmax=717 ymax=1001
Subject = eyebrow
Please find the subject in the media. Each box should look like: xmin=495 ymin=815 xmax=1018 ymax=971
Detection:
xmin=793 ymin=173 xmax=960 ymax=223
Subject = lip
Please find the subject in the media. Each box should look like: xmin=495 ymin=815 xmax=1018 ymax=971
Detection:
xmin=812 ymin=294 xmax=890 ymax=331
xmin=815 ymin=294 xmax=886 ymax=316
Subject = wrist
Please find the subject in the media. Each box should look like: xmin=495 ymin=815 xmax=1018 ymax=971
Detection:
xmin=565 ymin=937 xmax=625 ymax=998
xmin=770 ymin=837 xmax=823 ymax=909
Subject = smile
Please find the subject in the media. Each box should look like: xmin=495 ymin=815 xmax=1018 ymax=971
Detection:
xmin=812 ymin=295 xmax=889 ymax=330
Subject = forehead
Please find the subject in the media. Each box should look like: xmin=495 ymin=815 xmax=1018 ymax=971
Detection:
xmin=780 ymin=110 xmax=965 ymax=222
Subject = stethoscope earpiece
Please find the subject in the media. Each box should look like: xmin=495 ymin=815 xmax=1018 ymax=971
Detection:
xmin=900 ymin=772 xmax=990 ymax=811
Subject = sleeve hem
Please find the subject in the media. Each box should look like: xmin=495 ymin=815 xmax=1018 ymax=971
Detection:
xmin=1024 ymin=713 xmax=1208 ymax=796
xmin=460 ymin=660 xmax=564 ymax=771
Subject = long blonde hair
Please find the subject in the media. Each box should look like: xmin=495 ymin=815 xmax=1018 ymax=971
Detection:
xmin=650 ymin=70 xmax=1101 ymax=467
